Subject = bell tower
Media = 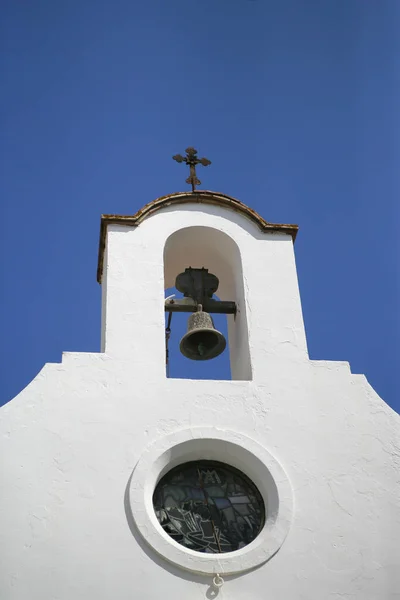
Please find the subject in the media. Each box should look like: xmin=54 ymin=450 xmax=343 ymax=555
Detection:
xmin=99 ymin=188 xmax=304 ymax=383
xmin=1 ymin=150 xmax=399 ymax=600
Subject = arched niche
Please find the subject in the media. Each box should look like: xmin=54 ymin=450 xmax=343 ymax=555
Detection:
xmin=164 ymin=226 xmax=252 ymax=381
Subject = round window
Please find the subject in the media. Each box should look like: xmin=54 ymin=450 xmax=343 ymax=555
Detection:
xmin=153 ymin=460 xmax=265 ymax=554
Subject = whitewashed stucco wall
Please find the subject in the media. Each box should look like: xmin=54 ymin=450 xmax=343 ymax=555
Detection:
xmin=1 ymin=203 xmax=399 ymax=600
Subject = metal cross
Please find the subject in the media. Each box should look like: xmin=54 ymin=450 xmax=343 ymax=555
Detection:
xmin=172 ymin=147 xmax=211 ymax=192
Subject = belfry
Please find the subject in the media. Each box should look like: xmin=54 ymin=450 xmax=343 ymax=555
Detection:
xmin=1 ymin=150 xmax=399 ymax=599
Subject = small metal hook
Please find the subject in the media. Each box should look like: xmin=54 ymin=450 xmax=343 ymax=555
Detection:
xmin=212 ymin=573 xmax=224 ymax=589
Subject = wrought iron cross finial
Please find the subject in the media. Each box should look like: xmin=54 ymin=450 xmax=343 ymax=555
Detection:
xmin=172 ymin=147 xmax=211 ymax=192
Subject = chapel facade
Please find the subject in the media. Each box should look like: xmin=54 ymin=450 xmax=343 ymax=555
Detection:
xmin=1 ymin=181 xmax=399 ymax=599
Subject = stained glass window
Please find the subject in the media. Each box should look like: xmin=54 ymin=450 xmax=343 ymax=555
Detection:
xmin=153 ymin=460 xmax=265 ymax=553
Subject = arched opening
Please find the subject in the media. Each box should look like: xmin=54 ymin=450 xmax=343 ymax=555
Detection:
xmin=164 ymin=226 xmax=251 ymax=381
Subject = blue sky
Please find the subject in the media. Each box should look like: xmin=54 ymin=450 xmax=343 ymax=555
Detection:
xmin=1 ymin=1 xmax=399 ymax=411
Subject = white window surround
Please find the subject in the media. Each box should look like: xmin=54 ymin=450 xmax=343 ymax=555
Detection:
xmin=128 ymin=426 xmax=293 ymax=575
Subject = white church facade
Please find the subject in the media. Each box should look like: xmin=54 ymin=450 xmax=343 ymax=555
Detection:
xmin=1 ymin=187 xmax=399 ymax=599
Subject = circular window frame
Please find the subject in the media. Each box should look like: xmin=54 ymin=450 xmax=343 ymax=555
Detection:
xmin=128 ymin=427 xmax=293 ymax=575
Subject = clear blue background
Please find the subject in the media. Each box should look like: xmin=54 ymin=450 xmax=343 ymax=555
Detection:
xmin=1 ymin=1 xmax=399 ymax=411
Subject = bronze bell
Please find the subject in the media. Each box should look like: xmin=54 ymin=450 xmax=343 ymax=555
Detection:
xmin=180 ymin=305 xmax=226 ymax=361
